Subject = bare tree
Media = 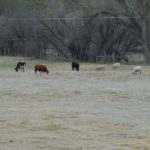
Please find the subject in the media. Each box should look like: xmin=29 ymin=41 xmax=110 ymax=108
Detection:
xmin=102 ymin=0 xmax=150 ymax=59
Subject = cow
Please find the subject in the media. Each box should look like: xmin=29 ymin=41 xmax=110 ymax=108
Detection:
xmin=15 ymin=61 xmax=26 ymax=72
xmin=34 ymin=65 xmax=49 ymax=74
xmin=72 ymin=61 xmax=79 ymax=71
xmin=112 ymin=63 xmax=120 ymax=69
xmin=132 ymin=66 xmax=142 ymax=75
xmin=96 ymin=64 xmax=105 ymax=71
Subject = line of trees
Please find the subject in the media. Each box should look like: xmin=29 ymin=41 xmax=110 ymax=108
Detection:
xmin=0 ymin=0 xmax=150 ymax=62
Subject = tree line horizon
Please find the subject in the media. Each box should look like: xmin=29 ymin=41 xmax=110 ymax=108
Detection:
xmin=0 ymin=0 xmax=150 ymax=62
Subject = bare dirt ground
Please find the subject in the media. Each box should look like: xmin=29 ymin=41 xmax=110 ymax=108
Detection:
xmin=0 ymin=57 xmax=150 ymax=150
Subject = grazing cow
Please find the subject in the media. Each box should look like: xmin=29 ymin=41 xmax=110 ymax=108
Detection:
xmin=34 ymin=65 xmax=49 ymax=74
xmin=113 ymin=63 xmax=120 ymax=69
xmin=96 ymin=64 xmax=105 ymax=71
xmin=132 ymin=66 xmax=142 ymax=75
xmin=72 ymin=61 xmax=79 ymax=71
xmin=15 ymin=61 xmax=26 ymax=72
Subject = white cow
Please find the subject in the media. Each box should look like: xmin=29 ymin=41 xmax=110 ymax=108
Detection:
xmin=113 ymin=63 xmax=120 ymax=69
xmin=132 ymin=66 xmax=142 ymax=75
xmin=96 ymin=65 xmax=105 ymax=71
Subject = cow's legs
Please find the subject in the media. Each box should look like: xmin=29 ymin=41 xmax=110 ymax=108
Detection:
xmin=22 ymin=66 xmax=24 ymax=72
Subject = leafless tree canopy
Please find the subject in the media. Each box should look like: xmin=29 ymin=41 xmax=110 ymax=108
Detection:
xmin=0 ymin=0 xmax=150 ymax=62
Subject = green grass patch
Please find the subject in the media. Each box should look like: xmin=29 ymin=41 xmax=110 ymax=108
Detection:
xmin=60 ymin=147 xmax=83 ymax=150
xmin=41 ymin=123 xmax=61 ymax=132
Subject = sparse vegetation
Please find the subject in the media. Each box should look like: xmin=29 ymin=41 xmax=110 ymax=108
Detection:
xmin=0 ymin=57 xmax=150 ymax=149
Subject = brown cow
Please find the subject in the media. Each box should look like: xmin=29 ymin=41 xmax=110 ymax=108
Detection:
xmin=34 ymin=65 xmax=49 ymax=74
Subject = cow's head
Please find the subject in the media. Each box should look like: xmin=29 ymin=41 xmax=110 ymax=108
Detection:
xmin=46 ymin=70 xmax=49 ymax=74
xmin=15 ymin=67 xmax=18 ymax=72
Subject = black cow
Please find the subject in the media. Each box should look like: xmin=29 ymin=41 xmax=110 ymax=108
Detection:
xmin=72 ymin=61 xmax=79 ymax=71
xmin=15 ymin=61 xmax=26 ymax=72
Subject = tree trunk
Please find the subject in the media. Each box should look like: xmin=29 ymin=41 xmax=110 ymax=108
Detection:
xmin=139 ymin=0 xmax=146 ymax=40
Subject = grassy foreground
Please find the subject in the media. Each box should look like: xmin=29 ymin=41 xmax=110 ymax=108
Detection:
xmin=0 ymin=56 xmax=150 ymax=150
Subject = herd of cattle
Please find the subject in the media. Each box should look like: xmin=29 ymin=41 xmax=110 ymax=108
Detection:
xmin=14 ymin=61 xmax=142 ymax=75
xmin=14 ymin=61 xmax=80 ymax=74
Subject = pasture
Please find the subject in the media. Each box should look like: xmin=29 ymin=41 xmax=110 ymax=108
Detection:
xmin=0 ymin=57 xmax=150 ymax=150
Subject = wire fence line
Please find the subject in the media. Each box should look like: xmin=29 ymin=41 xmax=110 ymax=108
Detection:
xmin=0 ymin=16 xmax=149 ymax=40
xmin=1 ymin=16 xmax=150 ymax=21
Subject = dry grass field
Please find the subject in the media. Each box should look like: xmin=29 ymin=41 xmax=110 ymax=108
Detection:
xmin=0 ymin=57 xmax=150 ymax=150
